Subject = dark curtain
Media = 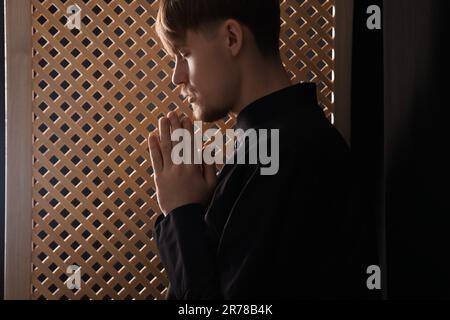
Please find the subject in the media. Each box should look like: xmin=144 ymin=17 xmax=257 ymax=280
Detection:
xmin=384 ymin=0 xmax=450 ymax=298
xmin=351 ymin=0 xmax=385 ymax=299
xmin=352 ymin=0 xmax=450 ymax=299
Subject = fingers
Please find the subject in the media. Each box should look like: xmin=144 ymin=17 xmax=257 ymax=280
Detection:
xmin=148 ymin=132 xmax=163 ymax=174
xmin=152 ymin=113 xmax=205 ymax=173
xmin=159 ymin=116 xmax=173 ymax=167
xmin=181 ymin=114 xmax=194 ymax=132
xmin=181 ymin=116 xmax=200 ymax=168
xmin=168 ymin=111 xmax=182 ymax=132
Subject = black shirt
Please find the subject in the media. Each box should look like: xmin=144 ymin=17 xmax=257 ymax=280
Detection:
xmin=154 ymin=83 xmax=375 ymax=299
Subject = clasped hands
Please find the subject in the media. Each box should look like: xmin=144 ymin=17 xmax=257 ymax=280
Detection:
xmin=148 ymin=112 xmax=217 ymax=216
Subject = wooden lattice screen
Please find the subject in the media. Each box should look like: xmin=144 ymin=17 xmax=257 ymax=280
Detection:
xmin=31 ymin=0 xmax=335 ymax=300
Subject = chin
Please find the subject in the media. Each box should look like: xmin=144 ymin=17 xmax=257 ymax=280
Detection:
xmin=194 ymin=104 xmax=229 ymax=123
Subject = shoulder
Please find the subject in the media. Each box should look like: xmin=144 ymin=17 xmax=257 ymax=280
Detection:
xmin=275 ymin=105 xmax=349 ymax=160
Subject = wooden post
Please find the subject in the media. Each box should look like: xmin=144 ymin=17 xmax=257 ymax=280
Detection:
xmin=4 ymin=0 xmax=33 ymax=300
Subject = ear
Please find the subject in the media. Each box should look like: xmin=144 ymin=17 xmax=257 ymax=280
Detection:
xmin=223 ymin=19 xmax=243 ymax=57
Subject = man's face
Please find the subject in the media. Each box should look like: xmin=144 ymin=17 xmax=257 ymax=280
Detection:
xmin=170 ymin=28 xmax=241 ymax=122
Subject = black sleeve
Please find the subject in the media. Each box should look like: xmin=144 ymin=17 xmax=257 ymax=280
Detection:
xmin=152 ymin=158 xmax=303 ymax=299
xmin=153 ymin=203 xmax=223 ymax=300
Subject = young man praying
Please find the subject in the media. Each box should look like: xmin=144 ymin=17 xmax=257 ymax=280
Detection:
xmin=148 ymin=0 xmax=375 ymax=299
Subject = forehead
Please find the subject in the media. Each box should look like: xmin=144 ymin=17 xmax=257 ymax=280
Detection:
xmin=166 ymin=29 xmax=213 ymax=57
xmin=174 ymin=31 xmax=196 ymax=48
xmin=174 ymin=29 xmax=210 ymax=48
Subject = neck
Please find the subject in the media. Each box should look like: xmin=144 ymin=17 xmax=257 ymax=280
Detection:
xmin=231 ymin=54 xmax=293 ymax=117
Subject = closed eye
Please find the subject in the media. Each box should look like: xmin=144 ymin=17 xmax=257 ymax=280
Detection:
xmin=179 ymin=51 xmax=190 ymax=59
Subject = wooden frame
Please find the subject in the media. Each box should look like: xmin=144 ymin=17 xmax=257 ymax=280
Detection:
xmin=4 ymin=0 xmax=33 ymax=300
xmin=3 ymin=0 xmax=353 ymax=300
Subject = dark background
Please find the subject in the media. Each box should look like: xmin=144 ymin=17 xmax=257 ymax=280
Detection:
xmin=351 ymin=0 xmax=386 ymax=298
xmin=1 ymin=0 xmax=449 ymax=299
xmin=352 ymin=0 xmax=450 ymax=298
xmin=383 ymin=0 xmax=450 ymax=298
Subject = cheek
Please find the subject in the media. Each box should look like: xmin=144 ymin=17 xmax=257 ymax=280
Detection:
xmin=188 ymin=49 xmax=238 ymax=107
xmin=188 ymin=56 xmax=215 ymax=84
xmin=189 ymin=46 xmax=228 ymax=85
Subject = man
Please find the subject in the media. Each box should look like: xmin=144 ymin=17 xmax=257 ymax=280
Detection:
xmin=148 ymin=0 xmax=375 ymax=299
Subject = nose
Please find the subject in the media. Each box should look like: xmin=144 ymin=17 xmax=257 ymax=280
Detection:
xmin=171 ymin=57 xmax=188 ymax=87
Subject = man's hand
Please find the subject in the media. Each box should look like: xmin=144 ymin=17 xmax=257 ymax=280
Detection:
xmin=148 ymin=112 xmax=217 ymax=216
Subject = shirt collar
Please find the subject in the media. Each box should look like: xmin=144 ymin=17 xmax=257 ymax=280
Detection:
xmin=235 ymin=82 xmax=318 ymax=131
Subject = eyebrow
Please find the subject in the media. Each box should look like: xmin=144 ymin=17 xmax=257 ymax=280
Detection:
xmin=166 ymin=39 xmax=188 ymax=58
xmin=171 ymin=44 xmax=189 ymax=58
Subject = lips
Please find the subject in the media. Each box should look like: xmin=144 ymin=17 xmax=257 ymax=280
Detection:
xmin=181 ymin=89 xmax=197 ymax=104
